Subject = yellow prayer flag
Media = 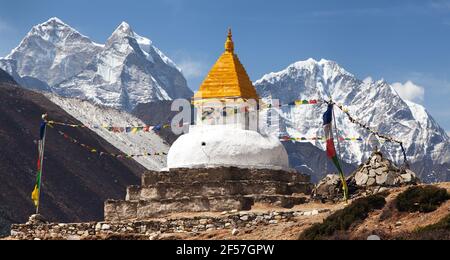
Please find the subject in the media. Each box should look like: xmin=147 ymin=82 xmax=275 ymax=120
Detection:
xmin=31 ymin=185 xmax=39 ymax=207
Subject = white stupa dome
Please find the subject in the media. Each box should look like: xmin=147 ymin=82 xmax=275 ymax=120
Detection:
xmin=167 ymin=125 xmax=289 ymax=170
xmin=166 ymin=29 xmax=290 ymax=171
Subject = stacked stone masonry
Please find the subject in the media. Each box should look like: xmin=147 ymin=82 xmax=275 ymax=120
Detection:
xmin=105 ymin=167 xmax=313 ymax=221
xmin=11 ymin=209 xmax=330 ymax=240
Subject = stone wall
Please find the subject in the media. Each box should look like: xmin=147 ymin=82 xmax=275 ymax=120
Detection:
xmin=9 ymin=167 xmax=314 ymax=240
xmin=105 ymin=195 xmax=307 ymax=222
xmin=141 ymin=167 xmax=311 ymax=185
xmin=10 ymin=209 xmax=330 ymax=240
xmin=105 ymin=167 xmax=313 ymax=221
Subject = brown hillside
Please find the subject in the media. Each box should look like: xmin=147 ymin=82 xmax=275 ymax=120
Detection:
xmin=0 ymin=70 xmax=145 ymax=236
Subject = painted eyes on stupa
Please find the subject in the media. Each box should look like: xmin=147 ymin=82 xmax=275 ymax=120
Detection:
xmin=201 ymin=106 xmax=248 ymax=121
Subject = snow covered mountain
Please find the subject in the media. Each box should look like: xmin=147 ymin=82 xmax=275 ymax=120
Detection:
xmin=0 ymin=18 xmax=193 ymax=110
xmin=56 ymin=22 xmax=193 ymax=110
xmin=0 ymin=18 xmax=102 ymax=91
xmin=255 ymin=58 xmax=450 ymax=182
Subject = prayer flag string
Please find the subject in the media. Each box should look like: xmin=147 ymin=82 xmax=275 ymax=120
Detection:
xmin=46 ymin=120 xmax=172 ymax=133
xmin=53 ymin=128 xmax=167 ymax=158
xmin=279 ymin=135 xmax=363 ymax=142
xmin=330 ymin=101 xmax=409 ymax=166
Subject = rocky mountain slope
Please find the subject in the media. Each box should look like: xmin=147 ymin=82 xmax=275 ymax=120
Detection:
xmin=255 ymin=59 xmax=450 ymax=182
xmin=47 ymin=94 xmax=169 ymax=170
xmin=0 ymin=18 xmax=193 ymax=111
xmin=0 ymin=69 xmax=146 ymax=236
xmin=0 ymin=69 xmax=17 ymax=84
xmin=132 ymin=101 xmax=194 ymax=144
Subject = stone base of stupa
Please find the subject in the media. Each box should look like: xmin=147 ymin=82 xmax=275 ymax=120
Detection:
xmin=104 ymin=167 xmax=313 ymax=221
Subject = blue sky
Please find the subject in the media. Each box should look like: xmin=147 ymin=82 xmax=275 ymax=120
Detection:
xmin=0 ymin=0 xmax=449 ymax=132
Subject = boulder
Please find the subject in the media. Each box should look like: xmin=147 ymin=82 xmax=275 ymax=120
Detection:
xmin=375 ymin=168 xmax=386 ymax=176
xmin=312 ymin=174 xmax=342 ymax=201
xmin=385 ymin=172 xmax=398 ymax=186
xmin=376 ymin=174 xmax=388 ymax=185
xmin=355 ymin=172 xmax=369 ymax=186
xmin=366 ymin=177 xmax=376 ymax=186
xmin=26 ymin=214 xmax=47 ymax=225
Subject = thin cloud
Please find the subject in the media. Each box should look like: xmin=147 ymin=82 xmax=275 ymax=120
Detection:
xmin=311 ymin=8 xmax=385 ymax=17
xmin=392 ymin=81 xmax=425 ymax=103
xmin=431 ymin=0 xmax=450 ymax=10
xmin=161 ymin=0 xmax=185 ymax=16
xmin=177 ymin=56 xmax=209 ymax=80
xmin=0 ymin=20 xmax=11 ymax=32
xmin=407 ymin=72 xmax=450 ymax=95
xmin=0 ymin=20 xmax=15 ymax=57
xmin=363 ymin=76 xmax=374 ymax=84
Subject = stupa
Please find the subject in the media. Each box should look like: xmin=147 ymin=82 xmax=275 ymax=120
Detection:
xmin=167 ymin=29 xmax=289 ymax=170
xmin=104 ymin=30 xmax=312 ymax=221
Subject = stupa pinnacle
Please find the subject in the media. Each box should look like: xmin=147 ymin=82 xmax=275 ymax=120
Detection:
xmin=194 ymin=28 xmax=259 ymax=101
xmin=167 ymin=29 xmax=289 ymax=170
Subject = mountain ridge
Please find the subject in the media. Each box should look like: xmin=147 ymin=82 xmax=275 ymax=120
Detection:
xmin=255 ymin=58 xmax=450 ymax=182
xmin=0 ymin=18 xmax=193 ymax=111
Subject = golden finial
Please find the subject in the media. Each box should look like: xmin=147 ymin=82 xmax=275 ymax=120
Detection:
xmin=225 ymin=27 xmax=234 ymax=53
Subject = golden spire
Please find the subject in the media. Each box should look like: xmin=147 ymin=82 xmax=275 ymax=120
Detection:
xmin=194 ymin=29 xmax=259 ymax=100
xmin=225 ymin=28 xmax=234 ymax=53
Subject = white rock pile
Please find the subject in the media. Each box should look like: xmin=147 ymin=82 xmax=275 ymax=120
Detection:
xmin=313 ymin=152 xmax=419 ymax=201
xmin=353 ymin=152 xmax=418 ymax=187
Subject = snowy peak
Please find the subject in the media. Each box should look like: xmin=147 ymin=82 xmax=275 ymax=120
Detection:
xmin=255 ymin=58 xmax=450 ymax=182
xmin=105 ymin=22 xmax=152 ymax=63
xmin=33 ymin=17 xmax=72 ymax=32
xmin=50 ymin=21 xmax=192 ymax=110
xmin=0 ymin=18 xmax=193 ymax=110
xmin=46 ymin=17 xmax=66 ymax=25
xmin=104 ymin=21 xmax=179 ymax=70
xmin=1 ymin=17 xmax=103 ymax=88
xmin=117 ymin=21 xmax=132 ymax=32
xmin=16 ymin=17 xmax=74 ymax=47
xmin=256 ymin=58 xmax=353 ymax=86
xmin=10 ymin=17 xmax=96 ymax=54
xmin=107 ymin=21 xmax=134 ymax=43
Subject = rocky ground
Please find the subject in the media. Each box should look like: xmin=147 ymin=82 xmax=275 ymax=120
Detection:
xmin=174 ymin=183 xmax=450 ymax=240
xmin=4 ymin=183 xmax=449 ymax=240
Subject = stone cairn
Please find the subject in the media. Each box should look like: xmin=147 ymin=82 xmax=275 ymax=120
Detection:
xmin=352 ymin=152 xmax=418 ymax=188
xmin=313 ymin=152 xmax=419 ymax=201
